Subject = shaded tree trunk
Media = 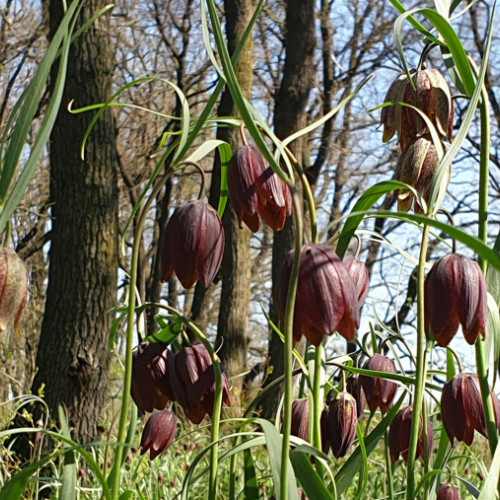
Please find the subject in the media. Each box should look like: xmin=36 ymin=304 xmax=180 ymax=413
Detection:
xmin=30 ymin=0 xmax=118 ymax=444
xmin=212 ymin=0 xmax=257 ymax=401
xmin=261 ymin=0 xmax=316 ymax=419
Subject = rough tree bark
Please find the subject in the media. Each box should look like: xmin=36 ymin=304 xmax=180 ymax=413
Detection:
xmin=211 ymin=0 xmax=257 ymax=402
xmin=261 ymin=0 xmax=316 ymax=418
xmin=30 ymin=0 xmax=119 ymax=444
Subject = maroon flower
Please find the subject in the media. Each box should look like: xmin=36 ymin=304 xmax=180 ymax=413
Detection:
xmin=437 ymin=483 xmax=462 ymax=500
xmin=290 ymin=398 xmax=309 ymax=442
xmin=0 ymin=247 xmax=29 ymax=334
xmin=359 ymin=354 xmax=398 ymax=414
xmin=343 ymin=255 xmax=370 ymax=308
xmin=140 ymin=409 xmax=177 ymax=460
xmin=346 ymin=375 xmax=366 ymax=418
xmin=131 ymin=342 xmax=174 ymax=413
xmin=440 ymin=373 xmax=500 ymax=445
xmin=388 ymin=405 xmax=433 ymax=462
xmin=169 ymin=344 xmax=231 ymax=424
xmin=160 ymin=200 xmax=224 ymax=289
xmin=276 ymin=243 xmax=359 ymax=346
xmin=327 ymin=392 xmax=358 ymax=458
xmin=425 ymin=254 xmax=487 ymax=347
xmin=228 ymin=145 xmax=291 ymax=232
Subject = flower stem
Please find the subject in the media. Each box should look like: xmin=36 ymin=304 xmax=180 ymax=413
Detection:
xmin=312 ymin=344 xmax=324 ymax=477
xmin=475 ymin=82 xmax=498 ymax=456
xmin=185 ymin=322 xmax=224 ymax=500
xmin=406 ymin=223 xmax=430 ymax=500
xmin=280 ymin=186 xmax=304 ymax=500
xmin=111 ymin=172 xmax=171 ymax=500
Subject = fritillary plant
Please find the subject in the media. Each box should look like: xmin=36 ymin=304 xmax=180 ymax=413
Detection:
xmin=2 ymin=1 xmax=500 ymax=500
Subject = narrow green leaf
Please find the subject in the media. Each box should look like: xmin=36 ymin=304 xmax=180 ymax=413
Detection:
xmin=477 ymin=443 xmax=500 ymax=500
xmin=58 ymin=406 xmax=76 ymax=500
xmin=0 ymin=457 xmax=52 ymax=500
xmin=290 ymin=449 xmax=334 ymax=500
xmin=335 ymin=393 xmax=404 ymax=495
xmin=256 ymin=418 xmax=299 ymax=500
xmin=243 ymin=449 xmax=260 ymax=500
xmin=0 ymin=1 xmax=82 ymax=232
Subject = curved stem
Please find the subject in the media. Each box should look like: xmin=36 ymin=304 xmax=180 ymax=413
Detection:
xmin=280 ymin=186 xmax=304 ymax=500
xmin=475 ymin=82 xmax=498 ymax=455
xmin=176 ymin=160 xmax=206 ymax=200
xmin=110 ymin=172 xmax=171 ymax=499
xmin=406 ymin=223 xmax=430 ymax=500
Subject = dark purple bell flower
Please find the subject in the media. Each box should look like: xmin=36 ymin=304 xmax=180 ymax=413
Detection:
xmin=160 ymin=200 xmax=224 ymax=289
xmin=276 ymin=243 xmax=359 ymax=346
xmin=140 ymin=409 xmax=177 ymax=460
xmin=425 ymin=253 xmax=487 ymax=347
xmin=169 ymin=344 xmax=231 ymax=424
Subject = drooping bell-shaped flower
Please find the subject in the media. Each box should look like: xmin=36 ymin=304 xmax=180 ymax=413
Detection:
xmin=437 ymin=483 xmax=462 ymax=500
xmin=381 ymin=73 xmax=409 ymax=144
xmin=131 ymin=342 xmax=174 ymax=414
xmin=160 ymin=200 xmax=224 ymax=289
xmin=288 ymin=398 xmax=329 ymax=452
xmin=326 ymin=392 xmax=358 ymax=458
xmin=388 ymin=405 xmax=433 ymax=462
xmin=228 ymin=145 xmax=291 ymax=232
xmin=290 ymin=398 xmax=309 ymax=442
xmin=441 ymin=373 xmax=500 ymax=445
xmin=0 ymin=248 xmax=29 ymax=334
xmin=169 ymin=344 xmax=231 ymax=424
xmin=346 ymin=375 xmax=366 ymax=418
xmin=395 ymin=136 xmax=446 ymax=213
xmin=425 ymin=254 xmax=487 ymax=347
xmin=140 ymin=409 xmax=177 ymax=460
xmin=276 ymin=243 xmax=359 ymax=346
xmin=359 ymin=354 xmax=398 ymax=414
xmin=381 ymin=68 xmax=453 ymax=148
xmin=343 ymin=255 xmax=370 ymax=308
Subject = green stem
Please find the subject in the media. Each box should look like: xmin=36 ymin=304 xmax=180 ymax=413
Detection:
xmin=110 ymin=174 xmax=170 ymax=499
xmin=312 ymin=345 xmax=323 ymax=452
xmin=384 ymin=431 xmax=394 ymax=500
xmin=185 ymin=322 xmax=224 ymax=500
xmin=475 ymin=82 xmax=498 ymax=456
xmin=280 ymin=187 xmax=304 ymax=500
xmin=406 ymin=223 xmax=430 ymax=500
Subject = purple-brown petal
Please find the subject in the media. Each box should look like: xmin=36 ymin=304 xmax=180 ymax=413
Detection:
xmin=140 ymin=410 xmax=177 ymax=460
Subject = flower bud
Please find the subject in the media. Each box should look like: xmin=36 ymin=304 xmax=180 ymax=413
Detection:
xmin=0 ymin=248 xmax=29 ymax=334
xmin=228 ymin=145 xmax=291 ymax=232
xmin=169 ymin=344 xmax=231 ymax=424
xmin=327 ymin=392 xmax=358 ymax=458
xmin=276 ymin=243 xmax=359 ymax=346
xmin=359 ymin=354 xmax=398 ymax=414
xmin=160 ymin=200 xmax=224 ymax=289
xmin=388 ymin=405 xmax=433 ymax=462
xmin=437 ymin=483 xmax=462 ymax=500
xmin=140 ymin=409 xmax=177 ymax=460
xmin=425 ymin=254 xmax=487 ymax=347
xmin=131 ymin=342 xmax=174 ymax=413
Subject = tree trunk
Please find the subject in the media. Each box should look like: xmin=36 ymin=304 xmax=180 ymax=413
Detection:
xmin=30 ymin=0 xmax=118 ymax=444
xmin=261 ymin=0 xmax=316 ymax=419
xmin=211 ymin=0 xmax=257 ymax=401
